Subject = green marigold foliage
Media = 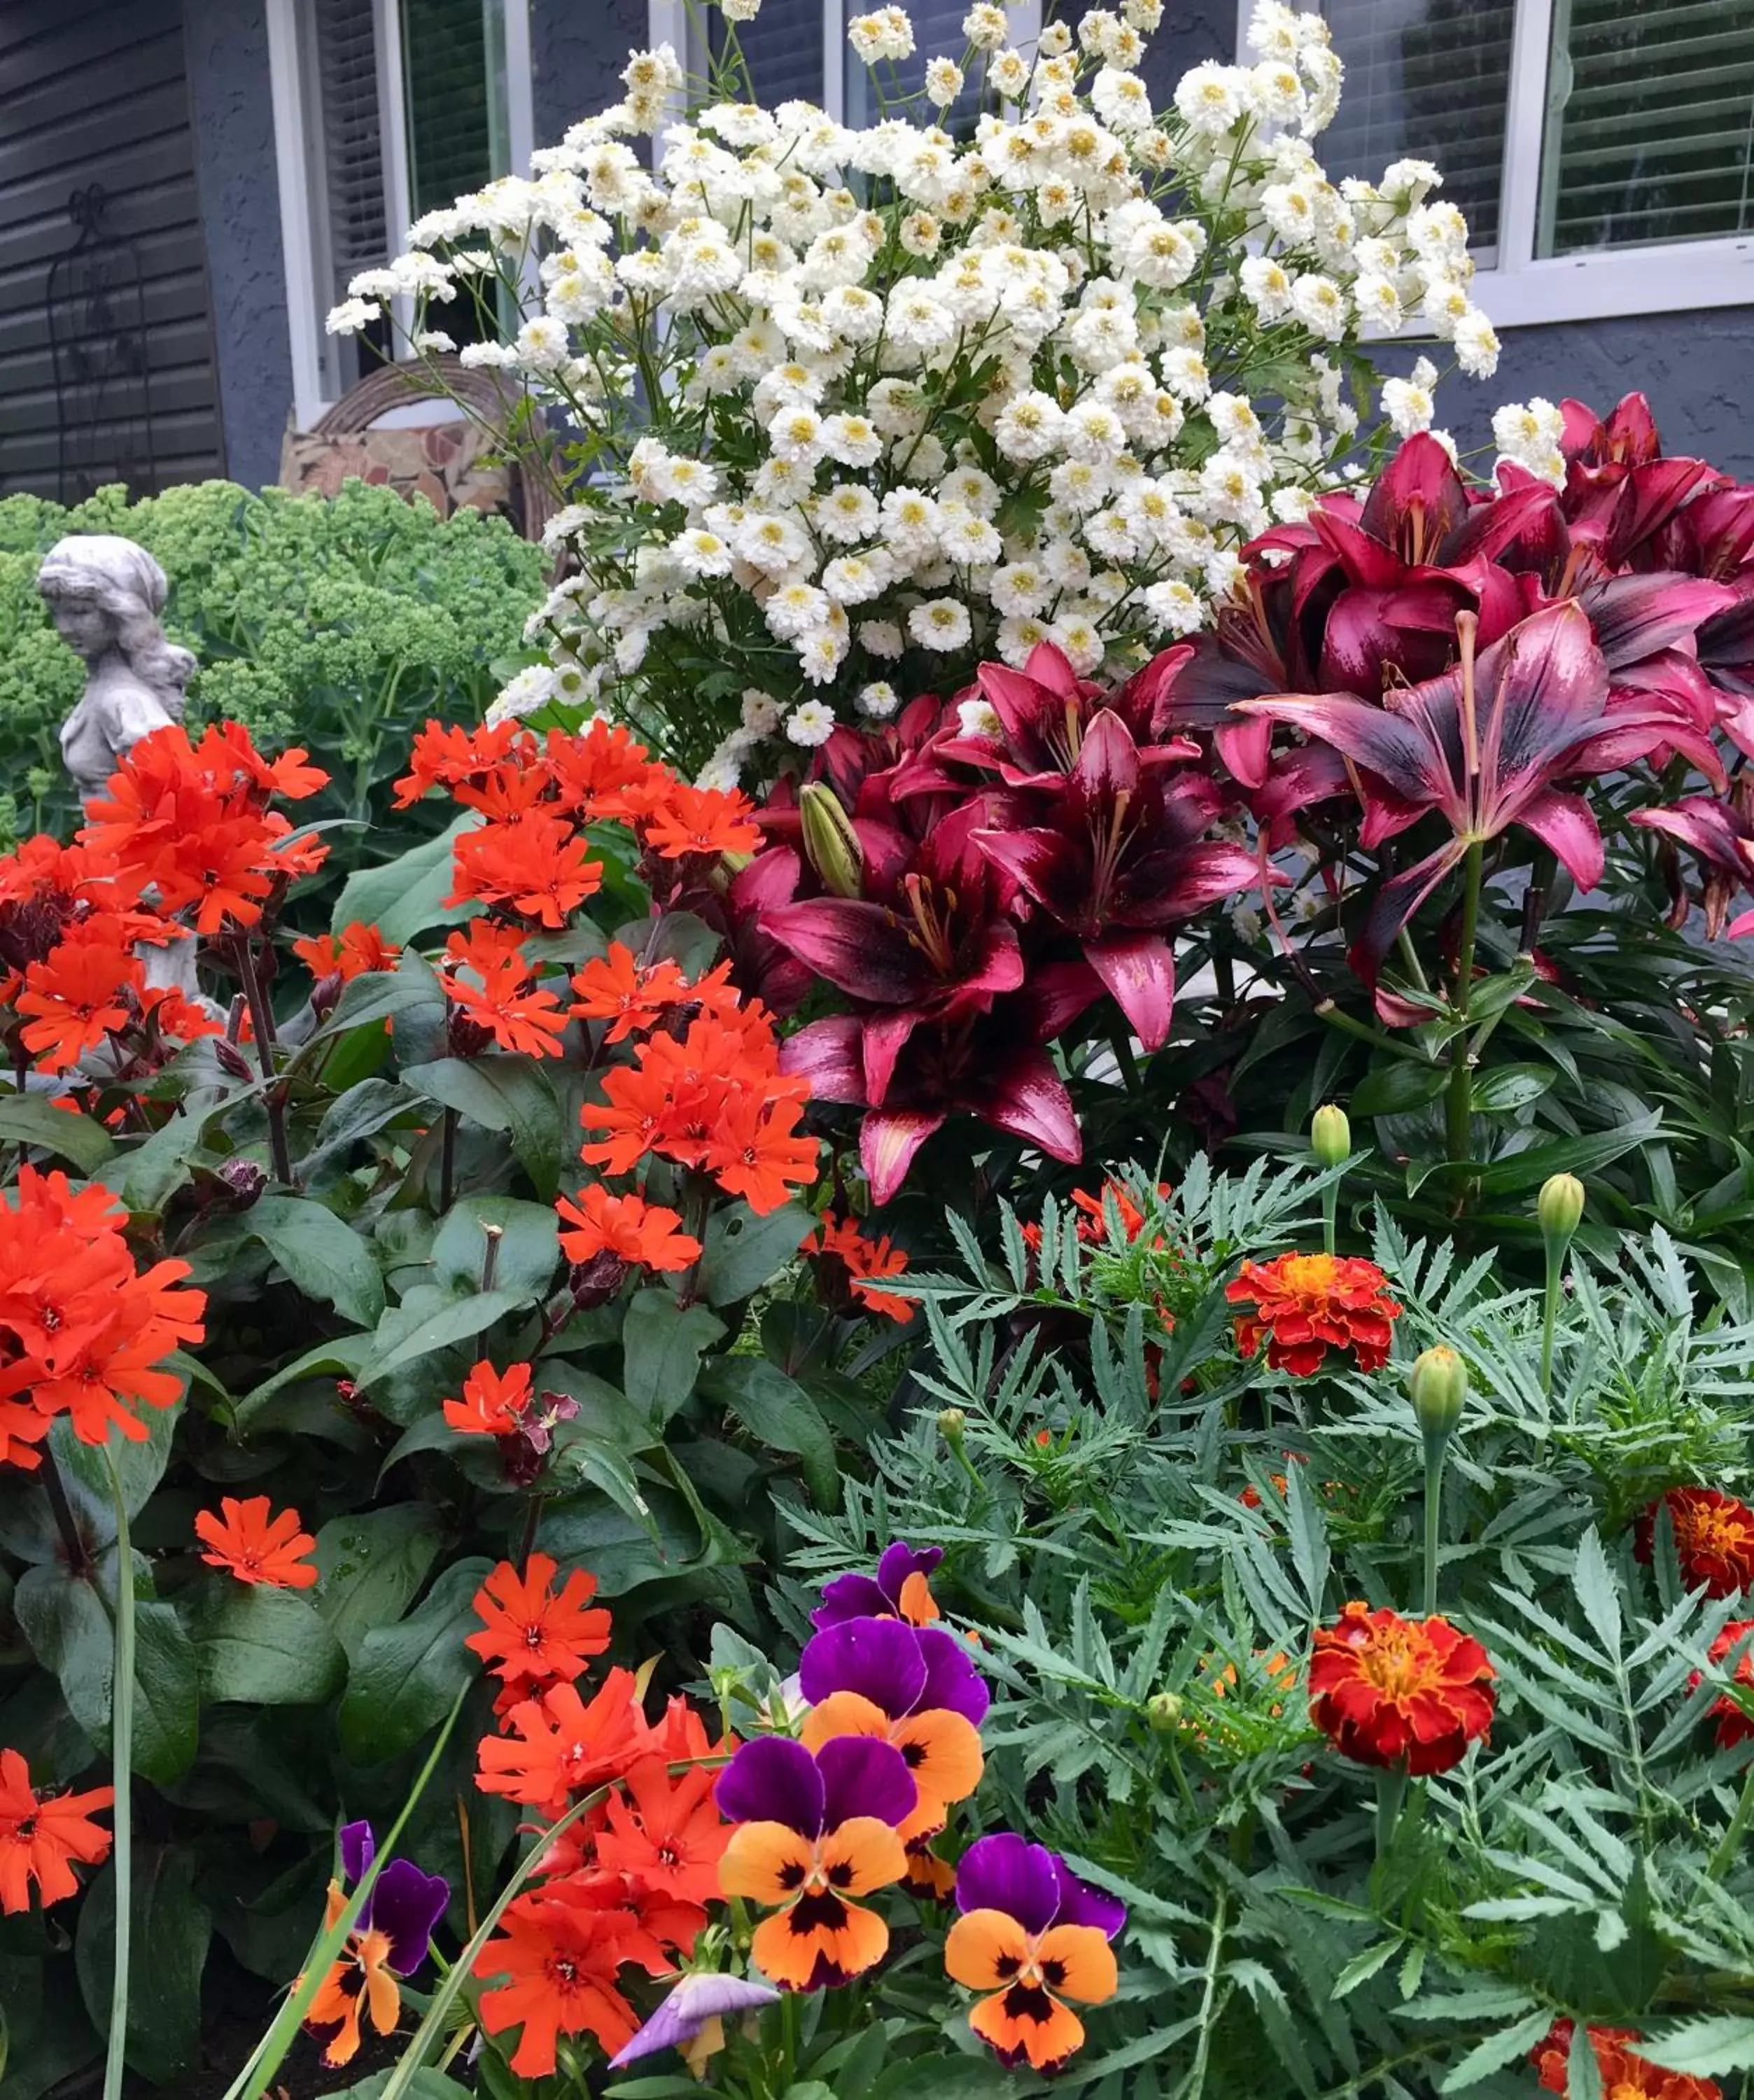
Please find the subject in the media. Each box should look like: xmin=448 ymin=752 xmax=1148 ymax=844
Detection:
xmin=0 ymin=480 xmax=544 ymax=860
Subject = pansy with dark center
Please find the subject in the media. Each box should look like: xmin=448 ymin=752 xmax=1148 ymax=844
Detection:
xmin=813 ymin=1540 xmax=945 ymax=1632
xmin=302 ymin=1820 xmax=448 ymax=2067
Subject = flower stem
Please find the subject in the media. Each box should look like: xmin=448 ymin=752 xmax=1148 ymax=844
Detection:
xmin=231 ymin=933 xmax=293 ymax=1187
xmin=1321 ymin=1182 xmax=1338 ymax=1258
xmin=1443 ymin=839 xmax=1485 ymax=1170
xmin=1541 ymin=1245 xmax=1563 ymax=1397
xmin=1375 ymin=1763 xmax=1408 ymax=1858
xmin=103 ymin=1448 xmax=136 ymax=2100
xmin=1421 ymin=1432 xmax=1447 ymax=1619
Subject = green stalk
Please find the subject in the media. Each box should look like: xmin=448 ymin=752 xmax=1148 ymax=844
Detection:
xmin=1375 ymin=1763 xmax=1408 ymax=1858
xmin=1541 ymin=1250 xmax=1562 ymax=1396
xmin=1422 ymin=1433 xmax=1447 ymax=1620
xmin=1443 ymin=839 xmax=1485 ymax=1170
xmin=1321 ymin=1182 xmax=1339 ymax=1258
xmin=103 ymin=1450 xmax=136 ymax=2100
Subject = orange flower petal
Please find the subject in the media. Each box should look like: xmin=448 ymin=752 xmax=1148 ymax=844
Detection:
xmin=946 ymin=1907 xmax=1033 ymax=1991
xmin=971 ymin=1984 xmax=1087 ymax=2071
xmin=718 ymin=1821 xmax=815 ymax=1907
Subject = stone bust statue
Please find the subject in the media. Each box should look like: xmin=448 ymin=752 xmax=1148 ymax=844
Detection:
xmin=37 ymin=535 xmax=195 ymax=805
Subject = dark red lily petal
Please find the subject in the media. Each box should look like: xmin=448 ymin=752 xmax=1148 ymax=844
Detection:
xmin=862 ymin=1009 xmax=921 ymax=1107
xmin=762 ymin=898 xmax=928 ymax=1006
xmin=1576 ymin=574 xmax=1737 ymax=668
xmin=1085 ymin=931 xmax=1175 ymax=1050
xmin=780 ymin=1016 xmax=868 ymax=1103
xmin=982 ymin=1048 xmax=1081 ymax=1166
xmin=862 ymin=1108 xmax=947 ymax=1205
xmin=1236 ymin=691 xmax=1443 ymax=810
xmin=1517 ymin=788 xmax=1604 ymax=894
xmin=1347 ymin=838 xmax=1466 ymax=988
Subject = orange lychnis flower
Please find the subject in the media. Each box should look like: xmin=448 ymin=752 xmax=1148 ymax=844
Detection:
xmin=476 ymin=1670 xmax=652 ymax=1819
xmin=1636 ymin=1487 xmax=1754 ymax=1598
xmin=195 ymin=1497 xmax=320 ymax=1589
xmin=0 ymin=1748 xmax=113 ymax=1914
xmin=293 ymin=920 xmax=401 ymax=983
xmin=699 ymin=1090 xmax=819 ymax=1215
xmin=542 ymin=720 xmax=656 ymax=824
xmin=465 ymin=1555 xmax=613 ymax=1695
xmin=441 ymin=922 xmax=568 ymax=1058
xmin=448 ymin=811 xmax=603 ymax=928
xmin=393 ymin=719 xmax=531 ymax=808
xmin=809 ymin=1214 xmax=918 ymax=1323
xmin=1310 ymin=1601 xmax=1495 ymax=1774
xmin=1226 ymin=1251 xmax=1401 ymax=1376
xmin=596 ymin=1759 xmax=731 ymax=1910
xmin=444 ymin=1360 xmax=534 ymax=1437
xmin=640 ymin=781 xmax=763 ymax=860
xmin=15 ymin=932 xmax=143 ymax=1072
xmin=1534 ymin=2021 xmax=1720 ymax=2100
xmin=568 ymin=944 xmax=691 ymax=1042
xmin=475 ymin=1878 xmax=664 ymax=2076
xmin=555 ymin=1186 xmax=702 ymax=1273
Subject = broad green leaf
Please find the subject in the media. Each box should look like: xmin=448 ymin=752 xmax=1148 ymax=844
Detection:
xmin=335 ymin=811 xmax=477 ymax=944
xmin=699 ymin=1357 xmax=839 ymax=1507
xmin=402 ymin=1056 xmax=568 ymax=1199
xmin=234 ymin=1332 xmax=373 ymax=1426
xmin=698 ymin=1199 xmax=813 ymax=1306
xmin=75 ymin=1846 xmax=211 ymax=2086
xmin=1471 ymin=1063 xmax=1555 ymax=1113
xmin=248 ymin=1194 xmax=386 ymax=1327
xmin=1351 ymin=1060 xmax=1445 ymax=1119
xmin=131 ymin=1600 xmax=199 ymax=1783
xmin=298 ymin=1078 xmax=416 ymax=1177
xmin=310 ymin=950 xmax=446 ymax=1042
xmin=0 ymin=1094 xmax=115 ymax=1174
xmin=13 ymin=1561 xmax=112 ymax=1740
xmin=313 ymin=1504 xmax=442 ymax=1658
xmin=356 ymin=1285 xmax=527 ymax=1389
xmin=622 ymin=1289 xmax=725 ymax=1424
xmin=190 ymin=1584 xmax=346 ymax=1705
xmin=48 ymin=1399 xmax=185 ymax=1539
xmin=430 ymin=1195 xmax=560 ymax=1306
xmin=97 ymin=1107 xmax=206 ymax=1212
xmin=338 ymin=1557 xmax=493 ymax=1763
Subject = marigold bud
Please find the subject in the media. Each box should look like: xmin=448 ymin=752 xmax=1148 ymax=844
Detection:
xmin=938 ymin=1406 xmax=967 ymax=1443
xmin=798 ymin=783 xmax=864 ymax=899
xmin=1146 ymin=1691 xmax=1183 ymax=1732
xmin=1408 ymin=1345 xmax=1468 ymax=1441
xmin=1537 ymin=1172 xmax=1585 ymax=1243
xmin=1311 ymin=1102 xmax=1351 ymax=1169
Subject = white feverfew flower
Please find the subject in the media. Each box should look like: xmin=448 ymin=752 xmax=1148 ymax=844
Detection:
xmin=988 ymin=48 xmax=1032 ymax=98
xmin=751 ymin=456 xmax=818 ymax=510
xmin=851 ymin=680 xmax=897 ymax=721
xmin=996 ymin=612 xmax=1054 ymax=665
xmin=326 ymin=297 xmax=381 ymax=335
xmin=734 ymin=510 xmax=813 ymax=575
xmin=1381 ymin=374 xmax=1436 ymax=437
xmin=1352 ymin=272 xmax=1402 ymax=332
xmin=848 ymin=6 xmax=915 ymax=63
xmin=881 ymin=486 xmax=942 ymax=561
xmin=1454 ymin=308 xmax=1500 ymax=377
xmin=741 ymin=689 xmax=783 ymax=735
xmin=821 ymin=552 xmax=893 ymax=604
xmin=821 ymin=284 xmax=885 ymax=343
xmin=767 ymin=405 xmax=826 ymax=465
xmin=887 ymin=284 xmax=957 ymax=351
xmin=1290 ymin=272 xmax=1347 ymax=340
xmin=1160 ymin=345 xmax=1212 ymax=402
xmin=859 ymin=617 xmax=905 ymax=659
xmin=1062 ymin=400 xmax=1128 ymax=461
xmin=1175 ymin=62 xmax=1251 ymax=136
xmin=1239 ymin=255 xmax=1293 ymax=321
xmin=992 ymin=389 xmax=1066 ymax=463
xmin=1250 ymin=60 xmax=1305 ymax=123
xmin=671 ymin=528 xmax=734 ymax=578
xmin=1142 ymin=577 xmax=1205 ymax=634
xmin=1247 ymin=0 xmax=1303 ymax=60
xmin=766 ymin=581 xmax=832 ymax=640
xmin=816 ymin=482 xmax=883 ymax=544
xmin=1048 ymin=611 xmax=1106 ymax=675
xmin=1492 ymin=396 xmax=1566 ymax=465
xmin=925 ymin=57 xmax=964 ymax=105
xmin=939 ymin=509 xmax=1004 ymax=566
xmin=1260 ymin=182 xmax=1317 ymax=245
xmin=1269 ymin=484 xmax=1318 ymax=523
xmin=787 ymin=699 xmax=838 ymax=746
xmin=909 ymin=598 xmax=974 ymax=651
xmin=486 ymin=666 xmax=557 ymax=726
xmin=820 ymin=412 xmax=883 ymax=468
xmin=941 ymin=465 xmax=1001 ymax=516
xmin=1408 ymin=200 xmax=1469 ymax=267
xmin=990 ymin=560 xmax=1052 ymax=617
xmin=963 ymin=1 xmax=1009 ymax=48
xmin=957 ymin=696 xmax=1004 ymax=737
xmin=1091 ymin=68 xmax=1153 ymax=132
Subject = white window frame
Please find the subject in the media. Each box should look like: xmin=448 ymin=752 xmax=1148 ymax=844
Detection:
xmin=1232 ymin=0 xmax=1754 ymax=329
xmin=267 ymin=0 xmax=535 ymax=428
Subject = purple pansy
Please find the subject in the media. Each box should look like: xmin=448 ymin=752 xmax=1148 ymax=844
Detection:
xmin=713 ymin=1732 xmax=918 ymax=1835
xmin=608 ymin=1971 xmax=781 ymax=2068
xmin=955 ymin=1831 xmax=1127 ymax=1940
xmin=813 ymin=1541 xmax=943 ymax=1629
xmin=338 ymin=1821 xmax=449 ymax=1975
xmin=799 ymin=1614 xmax=990 ymax=1728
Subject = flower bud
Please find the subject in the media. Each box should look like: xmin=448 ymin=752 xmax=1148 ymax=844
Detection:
xmin=938 ymin=1406 xmax=967 ymax=1444
xmin=1408 ymin=1345 xmax=1468 ymax=1441
xmin=1311 ymin=1102 xmax=1351 ymax=1169
xmin=1146 ymin=1691 xmax=1184 ymax=1732
xmin=1537 ymin=1172 xmax=1585 ymax=1244
xmin=798 ymin=783 xmax=864 ymax=899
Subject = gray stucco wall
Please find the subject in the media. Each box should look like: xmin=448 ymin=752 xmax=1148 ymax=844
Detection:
xmin=531 ymin=0 xmax=649 ymax=150
xmin=183 ymin=0 xmax=293 ymax=493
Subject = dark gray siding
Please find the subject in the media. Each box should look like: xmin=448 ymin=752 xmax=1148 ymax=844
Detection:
xmin=0 ymin=0 xmax=225 ymax=498
xmin=531 ymin=0 xmax=649 ymax=153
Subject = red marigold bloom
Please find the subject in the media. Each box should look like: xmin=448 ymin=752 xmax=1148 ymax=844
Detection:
xmin=293 ymin=920 xmax=400 ymax=983
xmin=568 ymin=944 xmax=691 ymax=1041
xmin=476 ymin=1669 xmax=650 ymax=1819
xmin=596 ymin=1758 xmax=731 ymax=1909
xmin=15 ymin=932 xmax=142 ymax=1072
xmin=195 ymin=1497 xmax=319 ymax=1589
xmin=1533 ymin=2021 xmax=1720 ymax=2100
xmin=641 ymin=781 xmax=763 ymax=860
xmin=444 ymin=1360 xmax=533 ymax=1437
xmin=1226 ymin=1252 xmax=1401 ymax=1376
xmin=475 ymin=1877 xmax=667 ymax=2076
xmin=0 ymin=1748 xmax=113 ymax=1914
xmin=1690 ymin=1620 xmax=1754 ymax=1747
xmin=441 ymin=922 xmax=568 ymax=1058
xmin=1310 ymin=1601 xmax=1495 ymax=1774
xmin=808 ymin=1215 xmax=918 ymax=1322
xmin=465 ymin=1555 xmax=613 ymax=1694
xmin=556 ymin=1185 xmax=701 ymax=1272
xmin=448 ymin=811 xmax=603 ymax=928
xmin=1635 ymin=1487 xmax=1754 ymax=1598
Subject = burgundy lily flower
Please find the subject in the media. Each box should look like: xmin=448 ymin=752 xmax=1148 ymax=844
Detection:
xmin=1632 ymin=792 xmax=1754 ymax=939
xmin=972 ymin=708 xmax=1260 ymax=1049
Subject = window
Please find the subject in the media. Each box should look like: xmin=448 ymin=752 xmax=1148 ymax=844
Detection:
xmin=1237 ymin=0 xmax=1754 ymax=324
xmin=267 ymin=0 xmax=534 ymax=422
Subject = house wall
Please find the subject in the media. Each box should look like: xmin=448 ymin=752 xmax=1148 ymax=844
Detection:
xmin=530 ymin=0 xmax=648 ymax=155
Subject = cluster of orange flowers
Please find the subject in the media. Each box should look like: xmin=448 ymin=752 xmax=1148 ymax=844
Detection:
xmin=1534 ymin=2019 xmax=1720 ymax=2100
xmin=1227 ymin=1250 xmax=1403 ymax=1377
xmin=462 ymin=1555 xmax=731 ymax=2076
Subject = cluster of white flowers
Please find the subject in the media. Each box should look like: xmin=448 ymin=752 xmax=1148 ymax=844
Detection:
xmin=330 ymin=0 xmax=1501 ymax=775
xmin=1492 ymin=396 xmax=1569 ymax=487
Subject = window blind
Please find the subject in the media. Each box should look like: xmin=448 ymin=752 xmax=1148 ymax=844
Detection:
xmin=402 ymin=0 xmax=500 ymax=218
xmin=1539 ymin=0 xmax=1754 ymax=254
xmin=313 ymin=0 xmax=390 ymax=288
xmin=1314 ymin=0 xmax=1515 ymax=259
xmin=715 ymin=0 xmax=827 ymax=110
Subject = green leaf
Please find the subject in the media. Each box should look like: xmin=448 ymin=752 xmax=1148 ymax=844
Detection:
xmin=248 ymin=1194 xmax=386 ymax=1327
xmin=13 ymin=1561 xmax=112 ymax=1740
xmin=1471 ymin=1063 xmax=1555 ymax=1113
xmin=234 ymin=1332 xmax=373 ymax=1427
xmin=0 ymin=1093 xmax=115 ymax=1173
xmin=131 ymin=1601 xmax=199 ymax=1783
xmin=298 ymin=1078 xmax=416 ymax=1177
xmin=698 ymin=1199 xmax=813 ymax=1306
xmin=1351 ymin=1060 xmax=1445 ymax=1119
xmin=402 ymin=1056 xmax=568 ymax=1200
xmin=97 ymin=1107 xmax=205 ymax=1212
xmin=551 ymin=1433 xmax=657 ymax=1538
xmin=356 ymin=1286 xmax=527 ymax=1390
xmin=430 ymin=1195 xmax=560 ymax=1306
xmin=49 ymin=1400 xmax=185 ymax=1538
xmin=338 ymin=1558 xmax=493 ymax=1763
xmin=190 ymin=1584 xmax=346 ymax=1705
xmin=1437 ymin=2010 xmax=1557 ymax=2092
xmin=1571 ymin=1527 xmax=1622 ymax=1658
xmin=700 ymin=1357 xmax=839 ymax=1507
xmin=313 ymin=1504 xmax=442 ymax=1659
xmin=76 ymin=1846 xmax=211 ymax=2086
xmin=1331 ymin=1940 xmax=1399 ymax=1999
xmin=622 ymin=1289 xmax=725 ymax=1424
xmin=311 ymin=951 xmax=446 ymax=1042
xmin=1641 ymin=2019 xmax=1754 ymax=2077
xmin=335 ymin=812 xmax=478 ymax=945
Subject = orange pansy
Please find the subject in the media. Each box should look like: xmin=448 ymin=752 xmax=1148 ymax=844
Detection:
xmin=946 ymin=1910 xmax=1118 ymax=2073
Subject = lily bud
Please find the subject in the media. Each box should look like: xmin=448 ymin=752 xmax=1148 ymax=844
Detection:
xmin=798 ymin=783 xmax=864 ymax=899
xmin=1311 ymin=1103 xmax=1351 ymax=1170
xmin=1538 ymin=1172 xmax=1585 ymax=1245
xmin=1408 ymin=1345 xmax=1468 ymax=1442
xmin=1146 ymin=1691 xmax=1184 ymax=1732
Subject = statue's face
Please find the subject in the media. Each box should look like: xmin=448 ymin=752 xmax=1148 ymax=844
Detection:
xmin=49 ymin=595 xmax=115 ymax=660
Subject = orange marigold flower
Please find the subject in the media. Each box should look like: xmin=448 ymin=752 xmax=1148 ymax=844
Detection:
xmin=809 ymin=1214 xmax=918 ymax=1322
xmin=441 ymin=922 xmax=567 ymax=1058
xmin=293 ymin=921 xmax=400 ymax=983
xmin=195 ymin=1497 xmax=320 ymax=1589
xmin=448 ymin=812 xmax=602 ymax=928
xmin=1310 ymin=1601 xmax=1495 ymax=1775
xmin=1226 ymin=1252 xmax=1401 ymax=1376
xmin=0 ymin=1748 xmax=113 ymax=1914
xmin=15 ymin=933 xmax=142 ymax=1072
xmin=556 ymin=1185 xmax=701 ymax=1273
xmin=1068 ymin=1177 xmax=1172 ymax=1246
xmin=568 ymin=944 xmax=691 ymax=1042
xmin=475 ymin=1669 xmax=650 ymax=1819
xmin=596 ymin=1758 xmax=731 ymax=1909
xmin=444 ymin=1360 xmax=533 ymax=1437
xmin=641 ymin=781 xmax=763 ymax=860
xmin=1690 ymin=1620 xmax=1754 ymax=1748
xmin=475 ymin=1879 xmax=652 ymax=2076
xmin=1635 ymin=1487 xmax=1754 ymax=1599
xmin=1533 ymin=2022 xmax=1720 ymax=2100
xmin=465 ymin=1554 xmax=612 ymax=1693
